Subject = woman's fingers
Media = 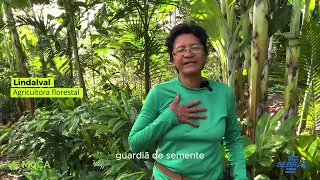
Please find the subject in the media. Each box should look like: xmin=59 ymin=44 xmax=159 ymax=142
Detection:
xmin=181 ymin=119 xmax=200 ymax=128
xmin=187 ymin=113 xmax=207 ymax=119
xmin=188 ymin=107 xmax=207 ymax=113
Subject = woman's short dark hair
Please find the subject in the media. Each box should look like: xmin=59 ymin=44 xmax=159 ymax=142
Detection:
xmin=165 ymin=22 xmax=209 ymax=62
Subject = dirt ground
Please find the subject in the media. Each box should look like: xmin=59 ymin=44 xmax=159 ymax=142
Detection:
xmin=0 ymin=176 xmax=19 ymax=180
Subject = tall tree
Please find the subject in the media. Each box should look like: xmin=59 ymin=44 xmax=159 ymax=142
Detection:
xmin=3 ymin=1 xmax=35 ymax=116
xmin=62 ymin=0 xmax=87 ymax=99
xmin=143 ymin=0 xmax=151 ymax=95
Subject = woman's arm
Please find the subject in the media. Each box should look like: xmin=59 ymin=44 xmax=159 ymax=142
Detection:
xmin=223 ymin=88 xmax=248 ymax=180
xmin=128 ymin=87 xmax=179 ymax=153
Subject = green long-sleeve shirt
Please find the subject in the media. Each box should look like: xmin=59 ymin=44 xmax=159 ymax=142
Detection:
xmin=128 ymin=77 xmax=247 ymax=180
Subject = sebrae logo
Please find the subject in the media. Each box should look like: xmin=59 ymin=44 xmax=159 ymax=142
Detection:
xmin=276 ymin=156 xmax=308 ymax=174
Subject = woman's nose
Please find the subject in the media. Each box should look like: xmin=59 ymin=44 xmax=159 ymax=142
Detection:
xmin=184 ymin=49 xmax=194 ymax=57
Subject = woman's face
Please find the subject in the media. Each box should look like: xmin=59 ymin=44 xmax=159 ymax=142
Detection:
xmin=172 ymin=33 xmax=206 ymax=76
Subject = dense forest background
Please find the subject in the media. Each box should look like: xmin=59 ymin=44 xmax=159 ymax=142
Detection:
xmin=0 ymin=0 xmax=320 ymax=179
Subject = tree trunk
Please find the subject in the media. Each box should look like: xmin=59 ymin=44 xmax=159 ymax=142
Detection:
xmin=220 ymin=0 xmax=229 ymax=85
xmin=283 ymin=0 xmax=301 ymax=121
xmin=234 ymin=56 xmax=246 ymax=119
xmin=3 ymin=30 xmax=23 ymax=116
xmin=240 ymin=0 xmax=251 ymax=132
xmin=3 ymin=1 xmax=35 ymax=116
xmin=64 ymin=0 xmax=87 ymax=99
xmin=225 ymin=0 xmax=237 ymax=89
xmin=144 ymin=0 xmax=150 ymax=95
xmin=3 ymin=31 xmax=14 ymax=71
xmin=261 ymin=36 xmax=273 ymax=107
xmin=249 ymin=0 xmax=269 ymax=141
xmin=66 ymin=32 xmax=73 ymax=79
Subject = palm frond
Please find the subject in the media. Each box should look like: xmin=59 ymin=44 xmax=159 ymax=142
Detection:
xmin=124 ymin=18 xmax=144 ymax=39
xmin=299 ymin=16 xmax=320 ymax=91
xmin=298 ymin=16 xmax=320 ymax=134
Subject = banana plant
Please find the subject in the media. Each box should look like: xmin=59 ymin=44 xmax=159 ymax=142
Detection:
xmin=190 ymin=0 xmax=252 ymax=87
xmin=190 ymin=0 xmax=292 ymax=140
xmin=239 ymin=0 xmax=251 ymax=120
xmin=249 ymin=0 xmax=269 ymax=140
xmin=283 ymin=0 xmax=302 ymax=121
xmin=243 ymin=110 xmax=300 ymax=178
xmin=190 ymin=0 xmax=254 ymax=139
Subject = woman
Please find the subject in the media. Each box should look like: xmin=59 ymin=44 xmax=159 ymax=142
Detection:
xmin=128 ymin=23 xmax=247 ymax=180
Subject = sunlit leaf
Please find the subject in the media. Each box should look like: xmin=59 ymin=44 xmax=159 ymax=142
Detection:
xmin=112 ymin=120 xmax=128 ymax=133
xmin=59 ymin=99 xmax=68 ymax=112
xmin=190 ymin=0 xmax=222 ymax=43
xmin=69 ymin=116 xmax=79 ymax=133
xmin=258 ymin=157 xmax=273 ymax=167
xmin=255 ymin=113 xmax=269 ymax=148
xmin=268 ymin=5 xmax=292 ymax=37
xmin=116 ymin=172 xmax=145 ymax=180
xmin=276 ymin=116 xmax=299 ymax=136
xmin=65 ymin=98 xmax=74 ymax=108
xmin=261 ymin=135 xmax=288 ymax=149
xmin=94 ymin=159 xmax=113 ymax=167
xmin=254 ymin=174 xmax=270 ymax=180
xmin=103 ymin=161 xmax=127 ymax=177
xmin=244 ymin=144 xmax=257 ymax=158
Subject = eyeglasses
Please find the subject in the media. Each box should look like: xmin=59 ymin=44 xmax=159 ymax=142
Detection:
xmin=172 ymin=44 xmax=204 ymax=56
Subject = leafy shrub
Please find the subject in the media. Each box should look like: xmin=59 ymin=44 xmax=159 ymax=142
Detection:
xmin=0 ymin=88 xmax=152 ymax=179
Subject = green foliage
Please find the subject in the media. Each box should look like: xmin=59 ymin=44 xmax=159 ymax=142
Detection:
xmin=299 ymin=17 xmax=320 ymax=91
xmin=268 ymin=83 xmax=284 ymax=93
xmin=1 ymin=0 xmax=320 ymax=179
xmin=268 ymin=5 xmax=292 ymax=37
xmin=243 ymin=110 xmax=300 ymax=177
xmin=0 ymin=157 xmax=74 ymax=179
xmin=0 ymin=88 xmax=150 ymax=179
xmin=190 ymin=0 xmax=223 ymax=44
xmin=7 ymin=161 xmax=19 ymax=171
xmin=20 ymin=158 xmax=73 ymax=180
xmin=0 ymin=163 xmax=6 ymax=176
xmin=3 ymin=0 xmax=27 ymax=8
xmin=239 ymin=109 xmax=320 ymax=179
xmin=295 ymin=135 xmax=320 ymax=178
xmin=298 ymin=16 xmax=320 ymax=134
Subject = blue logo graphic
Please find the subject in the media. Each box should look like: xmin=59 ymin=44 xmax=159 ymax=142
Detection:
xmin=276 ymin=156 xmax=308 ymax=174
